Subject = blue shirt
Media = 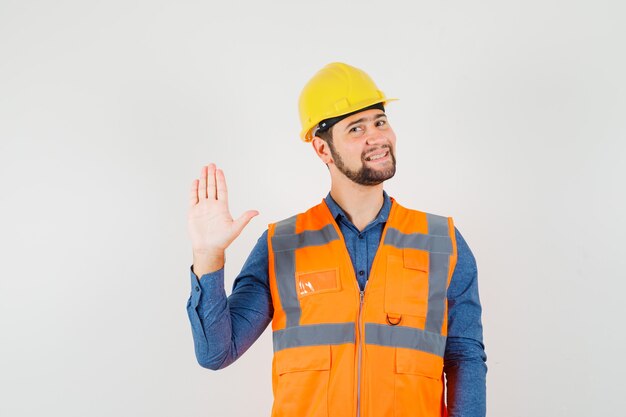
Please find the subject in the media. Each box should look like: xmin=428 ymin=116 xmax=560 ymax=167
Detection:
xmin=187 ymin=191 xmax=487 ymax=417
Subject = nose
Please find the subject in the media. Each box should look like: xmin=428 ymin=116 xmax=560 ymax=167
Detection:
xmin=364 ymin=128 xmax=387 ymax=146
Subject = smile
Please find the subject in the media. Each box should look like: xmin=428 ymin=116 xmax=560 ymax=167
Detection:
xmin=365 ymin=150 xmax=389 ymax=162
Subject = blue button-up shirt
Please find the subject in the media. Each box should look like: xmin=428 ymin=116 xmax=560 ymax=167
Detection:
xmin=187 ymin=191 xmax=487 ymax=416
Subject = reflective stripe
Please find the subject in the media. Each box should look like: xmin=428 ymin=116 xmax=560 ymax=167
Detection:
xmin=425 ymin=252 xmax=449 ymax=333
xmin=383 ymin=228 xmax=452 ymax=254
xmin=271 ymin=224 xmax=340 ymax=253
xmin=426 ymin=213 xmax=449 ymax=237
xmin=364 ymin=323 xmax=447 ymax=357
xmin=274 ymin=215 xmax=297 ymax=235
xmin=272 ymin=216 xmax=300 ymax=328
xmin=271 ymin=219 xmax=342 ymax=328
xmin=425 ymin=214 xmax=450 ymax=333
xmin=273 ymin=322 xmax=356 ymax=351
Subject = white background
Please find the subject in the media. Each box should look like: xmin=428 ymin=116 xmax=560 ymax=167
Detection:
xmin=1 ymin=1 xmax=624 ymax=416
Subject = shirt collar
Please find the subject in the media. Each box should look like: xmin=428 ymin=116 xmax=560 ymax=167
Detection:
xmin=324 ymin=190 xmax=392 ymax=229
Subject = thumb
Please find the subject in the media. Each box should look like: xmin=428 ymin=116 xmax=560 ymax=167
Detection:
xmin=232 ymin=210 xmax=259 ymax=236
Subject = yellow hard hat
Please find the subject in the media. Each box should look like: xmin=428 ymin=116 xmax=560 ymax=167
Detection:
xmin=298 ymin=62 xmax=397 ymax=142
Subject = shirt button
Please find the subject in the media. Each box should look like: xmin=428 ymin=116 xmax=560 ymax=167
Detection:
xmin=195 ymin=286 xmax=200 ymax=292
xmin=359 ymin=270 xmax=365 ymax=276
xmin=358 ymin=234 xmax=364 ymax=239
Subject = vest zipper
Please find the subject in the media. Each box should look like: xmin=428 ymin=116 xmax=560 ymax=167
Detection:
xmin=356 ymin=289 xmax=365 ymax=417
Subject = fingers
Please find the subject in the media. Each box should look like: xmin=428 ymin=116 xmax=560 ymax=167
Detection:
xmin=232 ymin=210 xmax=260 ymax=236
xmin=189 ymin=179 xmax=199 ymax=207
xmin=216 ymin=168 xmax=228 ymax=202
xmin=198 ymin=165 xmax=208 ymax=200
xmin=194 ymin=164 xmax=229 ymax=203
xmin=206 ymin=164 xmax=217 ymax=200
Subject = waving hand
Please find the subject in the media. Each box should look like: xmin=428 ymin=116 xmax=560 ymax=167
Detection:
xmin=188 ymin=163 xmax=259 ymax=275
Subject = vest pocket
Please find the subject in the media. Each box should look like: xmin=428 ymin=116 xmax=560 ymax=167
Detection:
xmin=296 ymin=268 xmax=340 ymax=298
xmin=395 ymin=347 xmax=443 ymax=380
xmin=385 ymin=250 xmax=429 ymax=318
xmin=393 ymin=347 xmax=445 ymax=417
xmin=273 ymin=345 xmax=331 ymax=417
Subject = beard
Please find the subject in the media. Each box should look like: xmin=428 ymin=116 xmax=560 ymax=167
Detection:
xmin=329 ymin=143 xmax=397 ymax=186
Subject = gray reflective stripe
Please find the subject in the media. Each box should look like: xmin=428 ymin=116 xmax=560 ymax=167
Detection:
xmin=273 ymin=322 xmax=356 ymax=351
xmin=365 ymin=323 xmax=446 ymax=357
xmin=274 ymin=215 xmax=296 ymax=235
xmin=271 ymin=218 xmax=342 ymax=329
xmin=271 ymin=224 xmax=340 ymax=253
xmin=383 ymin=228 xmax=452 ymax=254
xmin=272 ymin=216 xmax=300 ymax=328
xmin=425 ymin=214 xmax=451 ymax=333
xmin=425 ymin=252 xmax=449 ymax=332
xmin=426 ymin=213 xmax=449 ymax=237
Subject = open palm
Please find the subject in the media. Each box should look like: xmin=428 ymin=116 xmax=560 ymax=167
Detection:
xmin=188 ymin=164 xmax=258 ymax=254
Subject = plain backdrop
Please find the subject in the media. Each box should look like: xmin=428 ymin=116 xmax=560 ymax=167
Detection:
xmin=1 ymin=1 xmax=625 ymax=416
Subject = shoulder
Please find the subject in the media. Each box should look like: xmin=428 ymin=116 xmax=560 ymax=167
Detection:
xmin=268 ymin=200 xmax=329 ymax=235
xmin=452 ymin=226 xmax=477 ymax=268
xmin=392 ymin=198 xmax=452 ymax=219
xmin=391 ymin=199 xmax=454 ymax=234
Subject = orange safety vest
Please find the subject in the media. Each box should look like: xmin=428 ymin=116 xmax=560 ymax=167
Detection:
xmin=267 ymin=197 xmax=458 ymax=417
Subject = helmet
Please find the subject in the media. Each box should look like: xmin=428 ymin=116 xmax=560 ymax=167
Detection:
xmin=298 ymin=62 xmax=397 ymax=142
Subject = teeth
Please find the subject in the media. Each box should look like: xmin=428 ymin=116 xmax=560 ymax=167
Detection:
xmin=367 ymin=151 xmax=387 ymax=161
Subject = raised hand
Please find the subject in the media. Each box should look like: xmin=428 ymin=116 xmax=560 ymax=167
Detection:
xmin=188 ymin=163 xmax=259 ymax=275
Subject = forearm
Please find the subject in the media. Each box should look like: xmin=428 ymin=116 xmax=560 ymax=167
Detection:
xmin=186 ymin=267 xmax=273 ymax=370
xmin=444 ymin=337 xmax=487 ymax=417
xmin=186 ymin=231 xmax=274 ymax=370
xmin=187 ymin=267 xmax=234 ymax=369
xmin=445 ymin=227 xmax=487 ymax=416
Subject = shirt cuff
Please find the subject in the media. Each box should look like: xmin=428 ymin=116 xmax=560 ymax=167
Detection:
xmin=189 ymin=265 xmax=225 ymax=309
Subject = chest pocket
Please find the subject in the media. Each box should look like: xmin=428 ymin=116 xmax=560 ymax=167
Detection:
xmin=385 ymin=249 xmax=429 ymax=318
xmin=296 ymin=268 xmax=340 ymax=298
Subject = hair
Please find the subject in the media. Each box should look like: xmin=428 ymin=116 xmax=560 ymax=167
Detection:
xmin=314 ymin=128 xmax=334 ymax=171
xmin=315 ymin=128 xmax=333 ymax=145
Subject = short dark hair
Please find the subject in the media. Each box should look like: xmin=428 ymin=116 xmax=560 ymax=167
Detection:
xmin=315 ymin=128 xmax=333 ymax=145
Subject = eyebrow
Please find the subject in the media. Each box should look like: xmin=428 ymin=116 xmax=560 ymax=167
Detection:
xmin=344 ymin=113 xmax=387 ymax=131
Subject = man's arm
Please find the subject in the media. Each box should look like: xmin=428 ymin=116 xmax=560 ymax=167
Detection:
xmin=186 ymin=164 xmax=270 ymax=369
xmin=186 ymin=231 xmax=273 ymax=369
xmin=444 ymin=227 xmax=488 ymax=417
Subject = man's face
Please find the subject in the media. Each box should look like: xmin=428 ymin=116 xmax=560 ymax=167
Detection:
xmin=326 ymin=108 xmax=397 ymax=186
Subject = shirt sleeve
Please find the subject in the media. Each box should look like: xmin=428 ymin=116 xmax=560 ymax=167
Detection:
xmin=444 ymin=227 xmax=488 ymax=417
xmin=186 ymin=230 xmax=273 ymax=370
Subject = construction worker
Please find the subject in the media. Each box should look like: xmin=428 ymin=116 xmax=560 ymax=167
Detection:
xmin=186 ymin=62 xmax=487 ymax=417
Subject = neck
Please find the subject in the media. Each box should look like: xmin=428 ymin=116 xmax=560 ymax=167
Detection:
xmin=329 ymin=177 xmax=385 ymax=232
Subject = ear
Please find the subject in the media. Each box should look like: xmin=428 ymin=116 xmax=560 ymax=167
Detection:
xmin=311 ymin=137 xmax=333 ymax=165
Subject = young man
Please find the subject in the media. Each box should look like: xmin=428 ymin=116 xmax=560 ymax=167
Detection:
xmin=187 ymin=62 xmax=487 ymax=417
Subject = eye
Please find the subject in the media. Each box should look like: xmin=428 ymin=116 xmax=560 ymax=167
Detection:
xmin=349 ymin=125 xmax=363 ymax=133
xmin=376 ymin=119 xmax=387 ymax=127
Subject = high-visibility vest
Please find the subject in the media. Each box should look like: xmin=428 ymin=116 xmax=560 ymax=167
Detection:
xmin=267 ymin=197 xmax=458 ymax=417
